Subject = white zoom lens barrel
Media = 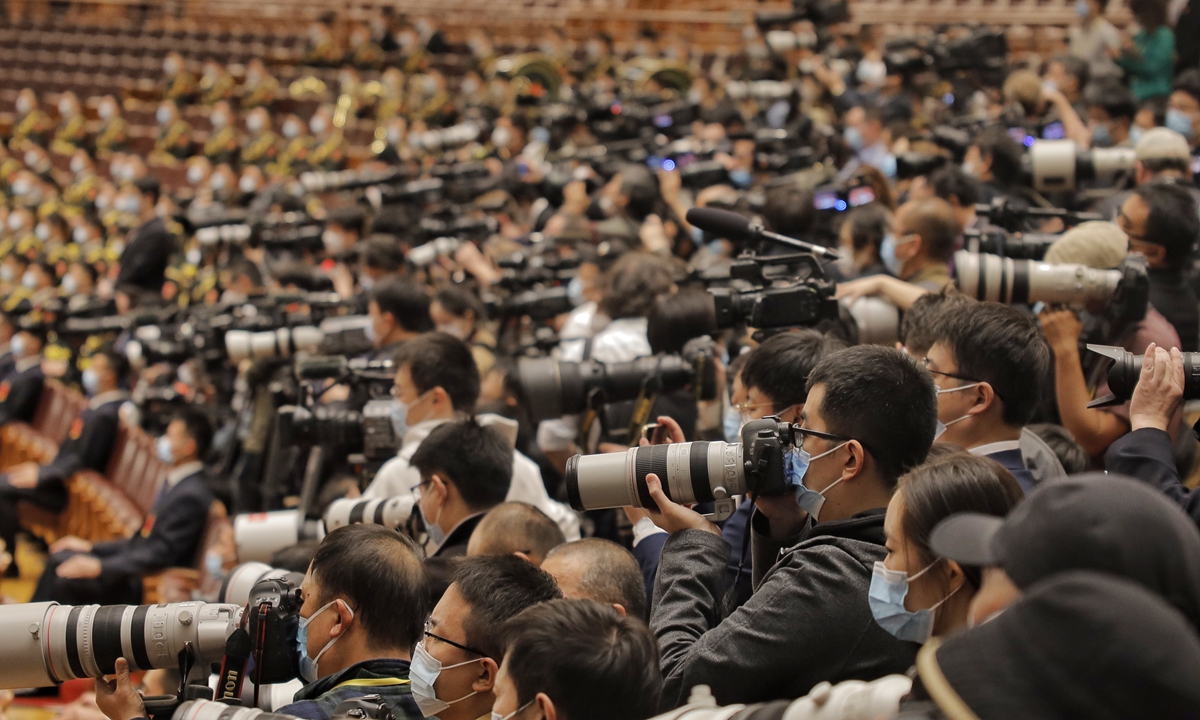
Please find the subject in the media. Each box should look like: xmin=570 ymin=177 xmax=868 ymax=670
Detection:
xmin=954 ymin=251 xmax=1120 ymax=307
xmin=0 ymin=601 xmax=241 ymax=689
xmin=175 ymin=700 xmax=286 ymax=720
xmin=323 ymin=496 xmax=416 ymax=532
xmin=565 ymin=442 xmax=745 ymax=512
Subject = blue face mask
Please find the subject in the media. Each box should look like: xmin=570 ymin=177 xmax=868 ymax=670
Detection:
xmin=1075 ymin=0 xmax=1090 ymax=16
xmin=1166 ymin=109 xmax=1195 ymax=139
xmin=296 ymin=600 xmax=350 ymax=683
xmin=783 ymin=440 xmax=848 ymax=522
xmin=410 ymin=641 xmax=481 ymax=717
xmin=1091 ymin=123 xmax=1113 ymax=148
xmin=81 ymin=368 xmax=99 ymax=395
xmin=156 ymin=436 xmax=173 ymax=464
xmin=723 ymin=408 xmax=743 ymax=444
xmin=880 ymin=154 xmax=898 ymax=179
xmin=1128 ymin=124 xmax=1146 ymax=147
xmin=729 ymin=169 xmax=753 ymax=189
xmin=868 ymin=560 xmax=958 ymax=643
xmin=844 ymin=126 xmax=864 ymax=151
xmin=880 ymin=233 xmax=905 ymax=276
xmin=567 ymin=275 xmax=585 ymax=305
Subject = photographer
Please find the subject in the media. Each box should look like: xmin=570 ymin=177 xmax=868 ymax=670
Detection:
xmin=96 ymin=524 xmax=430 ymax=720
xmin=926 ymin=300 xmax=1052 ymax=491
xmin=881 ymin=198 xmax=958 ymax=291
xmin=362 ymin=333 xmax=578 ymax=541
xmin=492 ymin=600 xmax=662 ymax=720
xmin=834 ymin=204 xmax=891 ymax=279
xmin=430 ymin=286 xmax=496 ymax=377
xmin=962 ymin=126 xmax=1025 ymax=204
xmin=642 ymin=345 xmax=937 ymax=705
xmin=366 ymin=278 xmax=434 ymax=362
xmin=414 ymin=555 xmax=561 ymax=720
xmin=411 ymin=419 xmax=513 ymax=599
xmin=1092 ymin=126 xmax=1199 ymax=218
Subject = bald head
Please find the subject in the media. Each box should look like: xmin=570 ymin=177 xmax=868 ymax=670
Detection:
xmin=466 ymin=502 xmax=566 ymax=566
xmin=541 ymin=539 xmax=647 ymax=620
xmin=895 ymin=197 xmax=960 ymax=265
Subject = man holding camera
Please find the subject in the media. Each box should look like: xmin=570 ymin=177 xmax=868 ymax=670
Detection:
xmin=94 ymin=524 xmax=429 ymax=720
xmin=643 ymin=345 xmax=937 ymax=705
xmin=883 ymin=198 xmax=959 ymax=292
xmin=362 ymin=333 xmax=579 ymax=541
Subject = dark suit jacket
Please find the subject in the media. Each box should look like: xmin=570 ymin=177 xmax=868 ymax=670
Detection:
xmin=986 ymin=448 xmax=1037 ymax=494
xmin=37 ymin=395 xmax=124 ymax=490
xmin=116 ymin=217 xmax=174 ymax=292
xmin=91 ymin=470 xmax=213 ymax=576
xmin=1105 ymin=427 xmax=1200 ymax=528
xmin=0 ymin=360 xmax=44 ymax=426
xmin=424 ymin=513 xmax=484 ymax=603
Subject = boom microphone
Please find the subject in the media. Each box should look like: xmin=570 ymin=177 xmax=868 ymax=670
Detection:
xmin=686 ymin=207 xmax=840 ymax=260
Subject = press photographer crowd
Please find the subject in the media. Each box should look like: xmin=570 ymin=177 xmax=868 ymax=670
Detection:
xmin=1 ymin=0 xmax=1200 ymax=717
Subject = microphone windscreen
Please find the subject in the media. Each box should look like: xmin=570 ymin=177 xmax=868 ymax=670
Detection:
xmin=686 ymin=207 xmax=753 ymax=239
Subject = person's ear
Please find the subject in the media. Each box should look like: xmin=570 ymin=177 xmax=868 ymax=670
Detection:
xmin=899 ymin=235 xmax=922 ymax=261
xmin=611 ymin=603 xmax=627 ymax=617
xmin=1146 ymin=243 xmax=1167 ymax=265
xmin=945 ymin=559 xmax=967 ymax=596
xmin=841 ymin=439 xmax=866 ymax=482
xmin=513 ymin=551 xmax=537 ymax=565
xmin=536 ymin=693 xmax=557 ymax=720
xmin=331 ymin=599 xmax=354 ymax=637
xmin=431 ymin=385 xmax=452 ymax=409
xmin=472 ymin=657 xmax=499 ymax=693
xmin=968 ymin=383 xmax=996 ymax=415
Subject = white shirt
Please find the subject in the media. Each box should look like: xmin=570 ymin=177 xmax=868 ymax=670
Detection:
xmin=165 ymin=461 xmax=204 ymax=491
xmin=362 ymin=414 xmax=581 ymax=540
xmin=969 ymin=440 xmax=1022 ymax=457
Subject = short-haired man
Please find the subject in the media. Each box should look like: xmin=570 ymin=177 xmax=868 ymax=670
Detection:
xmin=411 ymin=419 xmax=513 ymax=599
xmin=95 ymin=525 xmax=429 ymax=720
xmin=963 ymin=126 xmax=1025 ymax=201
xmin=492 ymin=600 xmax=662 ymax=720
xmin=34 ymin=407 xmax=214 ymax=605
xmin=363 ymin=333 xmax=579 ymax=541
xmin=541 ymin=538 xmax=648 ymax=619
xmin=412 ymin=555 xmax=561 ymax=720
xmin=466 ymin=502 xmax=566 ymax=566
xmin=644 ymin=345 xmax=937 ymax=705
xmin=1169 ymin=68 xmax=1200 ymax=149
xmin=115 ymin=176 xmax=173 ymax=293
xmin=1092 ymin=127 xmax=1200 ymax=217
xmin=0 ymin=323 xmax=46 ymax=426
xmin=885 ymin=198 xmax=960 ymax=291
xmin=367 ymin=278 xmax=434 ymax=361
xmin=0 ymin=348 xmax=132 ymax=572
xmin=927 ymin=300 xmax=1052 ymax=492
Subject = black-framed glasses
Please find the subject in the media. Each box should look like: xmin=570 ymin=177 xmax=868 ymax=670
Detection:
xmin=791 ymin=426 xmax=851 ymax=444
xmin=424 ymin=620 xmax=487 ymax=657
xmin=921 ymin=357 xmax=982 ymax=384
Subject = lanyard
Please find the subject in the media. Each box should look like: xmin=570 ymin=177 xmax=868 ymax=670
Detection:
xmin=333 ymin=677 xmax=411 ymax=690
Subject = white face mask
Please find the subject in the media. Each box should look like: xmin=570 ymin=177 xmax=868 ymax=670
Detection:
xmin=34 ymin=224 xmax=49 ymax=241
xmin=70 ymin=156 xmax=86 ymax=175
xmin=283 ymin=120 xmax=301 ymax=139
xmin=211 ymin=113 xmax=227 ymax=129
xmin=73 ymin=226 xmax=89 ymax=244
xmin=187 ymin=165 xmax=205 ymax=185
xmin=16 ymin=97 xmax=31 ymax=115
xmin=247 ymin=114 xmax=264 ymax=132
xmin=322 ymin=229 xmax=345 ymax=255
xmin=491 ymin=702 xmax=534 ymax=720
xmin=239 ymin=175 xmax=257 ymax=194
xmin=98 ymin=103 xmax=114 ymax=120
xmin=310 ymin=116 xmax=328 ymax=135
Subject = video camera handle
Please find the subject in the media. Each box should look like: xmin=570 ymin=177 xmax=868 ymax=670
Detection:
xmin=686 ymin=207 xmax=840 ymax=260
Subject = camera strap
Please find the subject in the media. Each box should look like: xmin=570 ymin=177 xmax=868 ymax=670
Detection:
xmin=625 ymin=366 xmax=663 ymax=446
xmin=215 ymin=626 xmax=253 ymax=703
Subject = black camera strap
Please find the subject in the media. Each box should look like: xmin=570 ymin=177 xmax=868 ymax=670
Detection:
xmin=625 ymin=361 xmax=663 ymax=446
xmin=216 ymin=606 xmax=254 ymax=704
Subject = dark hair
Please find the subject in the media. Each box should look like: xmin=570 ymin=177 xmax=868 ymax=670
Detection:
xmin=172 ymin=406 xmax=213 ymax=459
xmin=843 ymin=203 xmax=891 ymax=255
xmin=501 ymin=599 xmax=662 ymax=720
xmin=933 ymin=301 xmax=1051 ymax=426
xmin=1133 ymin=183 xmax=1200 ymax=267
xmin=900 ymin=290 xmax=974 ymax=356
xmin=229 ymin=258 xmax=263 ymax=288
xmin=1175 ymin=69 xmax=1200 ymax=105
xmin=762 ymin=184 xmax=817 ymax=237
xmin=544 ymin=538 xmax=648 ymax=621
xmin=361 ymin=236 xmax=406 ymax=272
xmin=807 ymin=345 xmax=938 ymax=487
xmin=134 ymin=176 xmax=161 ymax=204
xmin=904 ymin=198 xmax=960 ymax=263
xmin=930 ymin=166 xmax=980 ymax=208
xmin=1140 ymin=157 xmax=1193 ymax=175
xmin=434 ymin=285 xmax=488 ymax=324
xmin=453 ymin=555 xmax=563 ymax=660
xmin=392 ymin=332 xmax=481 ymax=412
xmin=410 ymin=419 xmax=512 ymax=512
xmin=598 ymin=252 xmax=677 ymax=320
xmin=326 ymin=206 xmax=367 ymax=235
xmin=1084 ymin=79 xmax=1138 ymax=122
xmin=472 ymin=502 xmax=566 ymax=560
xmin=94 ymin=345 xmax=131 ymax=387
xmin=1049 ymin=54 xmax=1090 ymax=90
xmin=618 ymin=164 xmax=659 ymax=221
xmin=1129 ymin=0 xmax=1168 ymax=29
xmin=371 ymin=278 xmax=434 ymax=333
xmin=309 ymin=524 xmax=429 ymax=653
xmin=973 ymin=126 xmax=1024 ymax=187
xmin=646 ymin=290 xmax=717 ymax=355
xmin=742 ymin=330 xmax=847 ymax=412
xmin=898 ymin=454 xmax=1023 ymax=591
xmin=1026 ymin=423 xmax=1090 ymax=474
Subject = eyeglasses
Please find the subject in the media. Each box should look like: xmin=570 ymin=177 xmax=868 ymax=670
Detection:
xmin=1115 ymin=209 xmax=1146 ymax=242
xmin=791 ymin=425 xmax=852 ymax=445
xmin=424 ymin=620 xmax=487 ymax=657
xmin=921 ymin=357 xmax=982 ymax=385
xmin=732 ymin=400 xmax=774 ymax=414
xmin=409 ymin=479 xmax=431 ymax=500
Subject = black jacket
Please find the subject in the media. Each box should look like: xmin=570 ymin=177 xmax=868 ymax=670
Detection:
xmin=116 ymin=217 xmax=174 ymax=292
xmin=37 ymin=393 xmax=125 ymax=490
xmin=91 ymin=468 xmax=213 ymax=576
xmin=1105 ymin=427 xmax=1200 ymax=528
xmin=0 ymin=359 xmax=44 ymax=426
xmin=279 ymin=658 xmax=422 ymax=720
xmin=1148 ymin=269 xmax=1200 ymax=352
xmin=424 ymin=513 xmax=484 ymax=603
xmin=651 ymin=508 xmax=918 ymax=707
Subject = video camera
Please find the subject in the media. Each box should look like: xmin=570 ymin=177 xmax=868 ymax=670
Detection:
xmin=566 ymin=417 xmax=799 ymax=521
xmin=955 ymin=251 xmax=1150 ymax=325
xmin=882 ymin=28 xmax=1008 ymax=80
xmin=707 ymin=254 xmax=839 ymax=334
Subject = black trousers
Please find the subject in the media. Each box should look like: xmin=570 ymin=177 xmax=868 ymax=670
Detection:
xmin=0 ymin=478 xmax=66 ymax=561
xmin=32 ymin=551 xmax=142 ymax=605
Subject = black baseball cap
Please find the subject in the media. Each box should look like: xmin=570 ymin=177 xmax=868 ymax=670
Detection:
xmin=917 ymin=572 xmax=1200 ymax=720
xmin=930 ymin=473 xmax=1200 ymax=627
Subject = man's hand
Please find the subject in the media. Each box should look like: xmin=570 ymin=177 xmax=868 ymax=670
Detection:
xmin=639 ymin=474 xmax=721 ymax=536
xmin=56 ymin=555 xmax=102 ymax=580
xmin=1129 ymin=343 xmax=1185 ymax=432
xmin=95 ymin=658 xmax=147 ymax=720
xmin=639 ymin=416 xmax=686 ymax=446
xmin=753 ymin=494 xmax=808 ymax=541
xmin=3 ymin=462 xmax=39 ymax=489
xmin=835 ymin=275 xmax=929 ymax=311
xmin=49 ymin=536 xmax=93 ymax=554
xmin=1039 ymin=308 xmax=1084 ymax=356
